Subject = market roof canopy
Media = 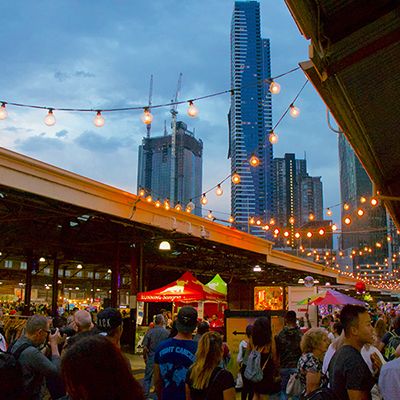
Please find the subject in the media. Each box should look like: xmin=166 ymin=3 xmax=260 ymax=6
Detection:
xmin=137 ymin=271 xmax=226 ymax=302
xmin=206 ymin=274 xmax=227 ymax=295
xmin=285 ymin=0 xmax=400 ymax=228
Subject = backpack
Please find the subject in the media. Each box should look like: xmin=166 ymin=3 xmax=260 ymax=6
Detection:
xmin=0 ymin=343 xmax=32 ymax=399
xmin=244 ymin=349 xmax=269 ymax=383
xmin=384 ymin=331 xmax=400 ymax=361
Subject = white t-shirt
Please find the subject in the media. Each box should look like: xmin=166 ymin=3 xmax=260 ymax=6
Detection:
xmin=237 ymin=339 xmax=248 ymax=363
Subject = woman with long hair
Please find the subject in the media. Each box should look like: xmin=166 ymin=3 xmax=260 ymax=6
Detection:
xmin=185 ymin=331 xmax=235 ymax=400
xmin=61 ymin=335 xmax=144 ymax=400
xmin=250 ymin=316 xmax=281 ymax=400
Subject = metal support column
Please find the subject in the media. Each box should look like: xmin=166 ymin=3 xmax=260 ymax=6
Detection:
xmin=111 ymin=243 xmax=120 ymax=308
xmin=24 ymin=251 xmax=33 ymax=316
xmin=51 ymin=257 xmax=59 ymax=316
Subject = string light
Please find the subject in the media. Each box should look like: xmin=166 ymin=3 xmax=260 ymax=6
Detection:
xmin=357 ymin=208 xmax=365 ymax=217
xmin=187 ymin=101 xmax=199 ymax=117
xmin=269 ymin=80 xmax=281 ymax=94
xmin=360 ymin=196 xmax=367 ymax=203
xmin=215 ymin=185 xmax=223 ymax=196
xmin=146 ymin=195 xmax=152 ymax=203
xmin=164 ymin=199 xmax=170 ymax=210
xmin=331 ymin=224 xmax=338 ymax=231
xmin=249 ymin=217 xmax=255 ymax=225
xmin=231 ymin=172 xmax=241 ymax=184
xmin=309 ymin=213 xmax=315 ymax=221
xmin=249 ymin=154 xmax=260 ymax=167
xmin=186 ymin=200 xmax=195 ymax=212
xmin=0 ymin=103 xmax=8 ymax=120
xmin=155 ymin=199 xmax=161 ymax=208
xmin=229 ymin=216 xmax=234 ymax=223
xmin=289 ymin=104 xmax=300 ymax=118
xmin=93 ymin=111 xmax=105 ymax=127
xmin=371 ymin=197 xmax=378 ymax=206
xmin=268 ymin=130 xmax=278 ymax=144
xmin=44 ymin=109 xmax=56 ymax=126
xmin=138 ymin=188 xmax=146 ymax=197
xmin=294 ymin=232 xmax=300 ymax=239
xmin=344 ymin=216 xmax=351 ymax=225
xmin=141 ymin=108 xmax=153 ymax=125
xmin=200 ymin=193 xmax=208 ymax=205
xmin=307 ymin=231 xmax=313 ymax=238
xmin=318 ymin=228 xmax=325 ymax=236
xmin=288 ymin=216 xmax=295 ymax=224
xmin=207 ymin=210 xmax=214 ymax=220
xmin=326 ymin=208 xmax=332 ymax=216
xmin=343 ymin=203 xmax=350 ymax=211
xmin=174 ymin=202 xmax=182 ymax=211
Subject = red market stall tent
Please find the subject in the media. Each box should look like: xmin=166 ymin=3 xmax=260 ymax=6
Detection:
xmin=137 ymin=272 xmax=227 ymax=319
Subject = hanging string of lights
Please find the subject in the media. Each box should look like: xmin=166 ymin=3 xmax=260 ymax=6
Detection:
xmin=0 ymin=66 xmax=301 ymax=126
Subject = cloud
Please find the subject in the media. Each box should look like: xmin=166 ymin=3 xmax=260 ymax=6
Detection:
xmin=14 ymin=135 xmax=66 ymax=152
xmin=54 ymin=70 xmax=95 ymax=82
xmin=74 ymin=130 xmax=135 ymax=153
xmin=55 ymin=129 xmax=68 ymax=138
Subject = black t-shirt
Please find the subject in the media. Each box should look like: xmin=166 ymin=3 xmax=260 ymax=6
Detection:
xmin=185 ymin=367 xmax=234 ymax=400
xmin=328 ymin=345 xmax=375 ymax=400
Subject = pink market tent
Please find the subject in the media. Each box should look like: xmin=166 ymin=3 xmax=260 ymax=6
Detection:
xmin=137 ymin=271 xmax=226 ymax=303
xmin=298 ymin=289 xmax=365 ymax=306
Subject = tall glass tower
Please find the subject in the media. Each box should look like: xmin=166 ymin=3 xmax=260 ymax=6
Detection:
xmin=229 ymin=0 xmax=273 ymax=237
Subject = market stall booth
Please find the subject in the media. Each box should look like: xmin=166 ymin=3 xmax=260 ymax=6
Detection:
xmin=137 ymin=271 xmax=226 ymax=320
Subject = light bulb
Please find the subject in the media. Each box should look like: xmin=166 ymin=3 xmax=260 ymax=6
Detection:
xmin=269 ymin=218 xmax=275 ymax=225
xmin=146 ymin=195 xmax=152 ymax=203
xmin=207 ymin=210 xmax=214 ymax=219
xmin=343 ymin=203 xmax=350 ymax=210
xmin=215 ymin=185 xmax=223 ymax=196
xmin=360 ymin=196 xmax=367 ymax=203
xmin=187 ymin=101 xmax=199 ymax=117
xmin=155 ymin=199 xmax=161 ymax=208
xmin=344 ymin=216 xmax=351 ymax=225
xmin=326 ymin=208 xmax=332 ymax=216
xmin=307 ymin=232 xmax=313 ymax=238
xmin=274 ymin=228 xmax=280 ymax=235
xmin=318 ymin=228 xmax=325 ymax=235
xmin=370 ymin=197 xmax=378 ymax=206
xmin=269 ymin=80 xmax=281 ymax=94
xmin=93 ymin=111 xmax=105 ymax=127
xmin=141 ymin=108 xmax=153 ymax=125
xmin=186 ymin=200 xmax=195 ymax=212
xmin=175 ymin=203 xmax=182 ymax=211
xmin=256 ymin=219 xmax=261 ymax=226
xmin=164 ymin=199 xmax=170 ymax=210
xmin=331 ymin=224 xmax=338 ymax=231
xmin=309 ymin=213 xmax=315 ymax=221
xmin=283 ymin=231 xmax=289 ymax=237
xmin=44 ymin=109 xmax=56 ymax=126
xmin=0 ymin=103 xmax=8 ymax=120
xmin=138 ymin=188 xmax=146 ymax=197
xmin=229 ymin=216 xmax=234 ymax=223
xmin=249 ymin=154 xmax=260 ymax=167
xmin=289 ymin=104 xmax=300 ymax=118
xmin=249 ymin=217 xmax=255 ymax=225
xmin=269 ymin=130 xmax=278 ymax=144
xmin=289 ymin=216 xmax=295 ymax=225
xmin=200 ymin=194 xmax=208 ymax=205
xmin=357 ymin=208 xmax=364 ymax=217
xmin=231 ymin=172 xmax=241 ymax=184
xmin=295 ymin=232 xmax=301 ymax=239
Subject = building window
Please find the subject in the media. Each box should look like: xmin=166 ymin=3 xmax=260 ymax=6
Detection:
xmin=4 ymin=260 xmax=13 ymax=269
xmin=20 ymin=262 xmax=27 ymax=270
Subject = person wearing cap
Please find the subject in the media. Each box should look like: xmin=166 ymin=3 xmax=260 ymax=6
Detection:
xmin=96 ymin=307 xmax=123 ymax=348
xmin=142 ymin=314 xmax=170 ymax=399
xmin=154 ymin=306 xmax=198 ymax=400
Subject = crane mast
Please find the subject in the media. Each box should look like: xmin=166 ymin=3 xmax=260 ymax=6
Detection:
xmin=146 ymin=74 xmax=153 ymax=139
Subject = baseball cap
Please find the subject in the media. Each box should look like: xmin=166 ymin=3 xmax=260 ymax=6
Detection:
xmin=176 ymin=306 xmax=198 ymax=333
xmin=97 ymin=308 xmax=122 ymax=332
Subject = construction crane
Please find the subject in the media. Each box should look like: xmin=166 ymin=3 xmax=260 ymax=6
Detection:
xmin=170 ymin=73 xmax=182 ymax=206
xmin=146 ymin=74 xmax=153 ymax=139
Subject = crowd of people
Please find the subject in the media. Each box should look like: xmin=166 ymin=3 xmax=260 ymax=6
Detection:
xmin=2 ymin=303 xmax=400 ymax=399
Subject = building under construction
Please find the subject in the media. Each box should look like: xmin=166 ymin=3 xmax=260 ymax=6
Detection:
xmin=137 ymin=121 xmax=203 ymax=216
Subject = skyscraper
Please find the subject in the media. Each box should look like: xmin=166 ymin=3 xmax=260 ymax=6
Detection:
xmin=272 ymin=153 xmax=324 ymax=247
xmin=137 ymin=121 xmax=203 ymax=216
xmin=229 ymin=0 xmax=273 ymax=237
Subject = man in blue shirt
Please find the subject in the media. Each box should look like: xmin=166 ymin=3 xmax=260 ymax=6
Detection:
xmin=379 ymin=356 xmax=400 ymax=399
xmin=154 ymin=306 xmax=198 ymax=400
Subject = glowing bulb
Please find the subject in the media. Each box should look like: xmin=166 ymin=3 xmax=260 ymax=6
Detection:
xmin=174 ymin=203 xmax=182 ymax=211
xmin=141 ymin=108 xmax=153 ymax=125
xmin=229 ymin=216 xmax=234 ymax=223
xmin=274 ymin=228 xmax=280 ymax=235
xmin=0 ymin=103 xmax=8 ymax=120
xmin=263 ymin=224 xmax=270 ymax=231
xmin=93 ymin=111 xmax=105 ymax=127
xmin=318 ymin=228 xmax=325 ymax=236
xmin=215 ymin=185 xmax=223 ymax=196
xmin=269 ymin=80 xmax=281 ymax=94
xmin=283 ymin=231 xmax=289 ymax=237
xmin=207 ymin=210 xmax=214 ymax=219
xmin=249 ymin=217 xmax=255 ymax=225
xmin=307 ymin=232 xmax=313 ymax=238
xmin=344 ymin=216 xmax=351 ymax=225
xmin=256 ymin=219 xmax=261 ymax=226
xmin=326 ymin=208 xmax=332 ymax=216
xmin=269 ymin=130 xmax=279 ymax=144
xmin=289 ymin=104 xmax=300 ymax=118
xmin=269 ymin=218 xmax=275 ymax=225
xmin=249 ymin=154 xmax=260 ymax=167
xmin=370 ymin=197 xmax=378 ymax=206
xmin=44 ymin=109 xmax=56 ymax=126
xmin=289 ymin=216 xmax=295 ymax=225
xmin=331 ymin=224 xmax=338 ymax=231
xmin=155 ymin=199 xmax=161 ymax=208
xmin=232 ymin=172 xmax=241 ymax=184
xmin=343 ymin=203 xmax=350 ymax=211
xmin=164 ymin=199 xmax=170 ymax=210
xmin=146 ymin=195 xmax=152 ymax=203
xmin=186 ymin=200 xmax=195 ymax=212
xmin=200 ymin=194 xmax=208 ymax=205
xmin=309 ymin=213 xmax=315 ymax=221
xmin=187 ymin=101 xmax=199 ymax=117
xmin=360 ymin=196 xmax=367 ymax=203
xmin=77 ymin=264 xmax=83 ymax=269
xmin=138 ymin=188 xmax=146 ymax=197
xmin=295 ymin=232 xmax=300 ymax=239
xmin=357 ymin=208 xmax=364 ymax=217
